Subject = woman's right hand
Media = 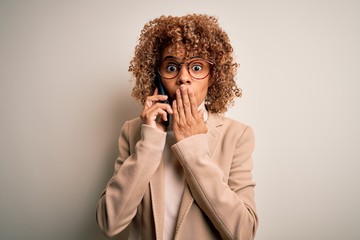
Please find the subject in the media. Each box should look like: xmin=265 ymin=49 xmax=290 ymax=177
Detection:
xmin=140 ymin=88 xmax=173 ymax=132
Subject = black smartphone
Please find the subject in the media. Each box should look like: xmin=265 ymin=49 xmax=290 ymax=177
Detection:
xmin=154 ymin=72 xmax=171 ymax=127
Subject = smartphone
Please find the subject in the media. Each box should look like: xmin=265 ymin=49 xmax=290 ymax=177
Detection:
xmin=154 ymin=72 xmax=171 ymax=127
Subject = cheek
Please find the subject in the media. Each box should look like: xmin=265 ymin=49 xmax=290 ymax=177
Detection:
xmin=200 ymin=82 xmax=209 ymax=95
xmin=195 ymin=83 xmax=209 ymax=102
xmin=161 ymin=80 xmax=176 ymax=96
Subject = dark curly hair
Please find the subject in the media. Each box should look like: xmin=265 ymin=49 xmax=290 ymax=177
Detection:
xmin=129 ymin=14 xmax=242 ymax=113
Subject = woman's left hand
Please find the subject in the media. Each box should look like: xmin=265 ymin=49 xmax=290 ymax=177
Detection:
xmin=172 ymin=85 xmax=208 ymax=142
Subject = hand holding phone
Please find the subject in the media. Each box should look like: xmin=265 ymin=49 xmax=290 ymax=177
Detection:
xmin=155 ymin=72 xmax=171 ymax=127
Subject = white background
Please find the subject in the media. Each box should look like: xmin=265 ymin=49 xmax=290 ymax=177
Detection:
xmin=1 ymin=1 xmax=359 ymax=239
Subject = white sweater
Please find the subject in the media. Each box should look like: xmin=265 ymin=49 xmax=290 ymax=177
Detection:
xmin=163 ymin=102 xmax=208 ymax=240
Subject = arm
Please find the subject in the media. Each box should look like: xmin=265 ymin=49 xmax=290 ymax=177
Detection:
xmin=171 ymin=126 xmax=258 ymax=240
xmin=96 ymin=90 xmax=171 ymax=237
xmin=96 ymin=121 xmax=166 ymax=237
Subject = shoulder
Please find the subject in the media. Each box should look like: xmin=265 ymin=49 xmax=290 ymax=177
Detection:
xmin=120 ymin=117 xmax=142 ymax=137
xmin=223 ymin=115 xmax=250 ymax=130
xmin=121 ymin=117 xmax=142 ymax=130
xmin=123 ymin=117 xmax=142 ymax=128
xmin=208 ymin=113 xmax=255 ymax=145
xmin=209 ymin=113 xmax=252 ymax=133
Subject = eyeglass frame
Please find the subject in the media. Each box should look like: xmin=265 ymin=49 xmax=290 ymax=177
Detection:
xmin=157 ymin=57 xmax=214 ymax=80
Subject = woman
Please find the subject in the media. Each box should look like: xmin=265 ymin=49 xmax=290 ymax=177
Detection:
xmin=96 ymin=14 xmax=258 ymax=240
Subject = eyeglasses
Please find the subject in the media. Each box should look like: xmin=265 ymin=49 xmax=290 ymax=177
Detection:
xmin=158 ymin=58 xmax=213 ymax=80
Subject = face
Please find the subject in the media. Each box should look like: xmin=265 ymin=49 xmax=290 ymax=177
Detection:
xmin=159 ymin=44 xmax=212 ymax=107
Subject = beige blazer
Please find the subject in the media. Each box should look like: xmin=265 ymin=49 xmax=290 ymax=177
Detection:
xmin=96 ymin=113 xmax=258 ymax=240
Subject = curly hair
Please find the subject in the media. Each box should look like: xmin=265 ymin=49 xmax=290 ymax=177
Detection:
xmin=129 ymin=14 xmax=242 ymax=113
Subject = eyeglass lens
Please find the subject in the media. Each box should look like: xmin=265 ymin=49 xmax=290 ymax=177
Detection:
xmin=159 ymin=59 xmax=211 ymax=79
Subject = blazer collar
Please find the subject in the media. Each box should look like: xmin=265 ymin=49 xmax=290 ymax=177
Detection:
xmin=206 ymin=111 xmax=224 ymax=128
xmin=205 ymin=112 xmax=223 ymax=158
xmin=149 ymin=157 xmax=165 ymax=240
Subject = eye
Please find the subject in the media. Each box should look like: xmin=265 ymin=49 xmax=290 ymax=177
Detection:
xmin=166 ymin=63 xmax=178 ymax=72
xmin=191 ymin=64 xmax=203 ymax=72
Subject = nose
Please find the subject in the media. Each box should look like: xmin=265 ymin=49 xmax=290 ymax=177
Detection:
xmin=176 ymin=65 xmax=192 ymax=85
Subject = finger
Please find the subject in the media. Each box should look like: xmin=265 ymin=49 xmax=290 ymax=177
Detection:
xmin=145 ymin=102 xmax=173 ymax=114
xmin=158 ymin=108 xmax=169 ymax=122
xmin=149 ymin=102 xmax=173 ymax=113
xmin=145 ymin=98 xmax=152 ymax=109
xmin=145 ymin=95 xmax=168 ymax=109
xmin=148 ymin=94 xmax=168 ymax=101
xmin=154 ymin=87 xmax=168 ymax=98
xmin=175 ymin=88 xmax=185 ymax=121
xmin=142 ymin=101 xmax=172 ymax=120
xmin=172 ymin=100 xmax=179 ymax=122
xmin=163 ymin=102 xmax=173 ymax=114
xmin=153 ymin=109 xmax=168 ymax=123
xmin=187 ymin=87 xmax=199 ymax=117
xmin=146 ymin=106 xmax=169 ymax=122
xmin=180 ymin=85 xmax=192 ymax=117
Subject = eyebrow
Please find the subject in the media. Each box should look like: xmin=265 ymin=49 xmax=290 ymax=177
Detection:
xmin=162 ymin=56 xmax=178 ymax=61
xmin=162 ymin=55 xmax=202 ymax=61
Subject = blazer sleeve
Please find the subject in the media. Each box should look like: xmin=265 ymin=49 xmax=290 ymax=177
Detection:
xmin=96 ymin=121 xmax=166 ymax=237
xmin=171 ymin=125 xmax=258 ymax=240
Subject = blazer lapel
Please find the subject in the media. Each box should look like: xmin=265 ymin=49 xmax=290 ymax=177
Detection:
xmin=174 ymin=112 xmax=223 ymax=235
xmin=150 ymin=157 xmax=165 ymax=240
xmin=174 ymin=184 xmax=194 ymax=235
xmin=205 ymin=113 xmax=223 ymax=158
